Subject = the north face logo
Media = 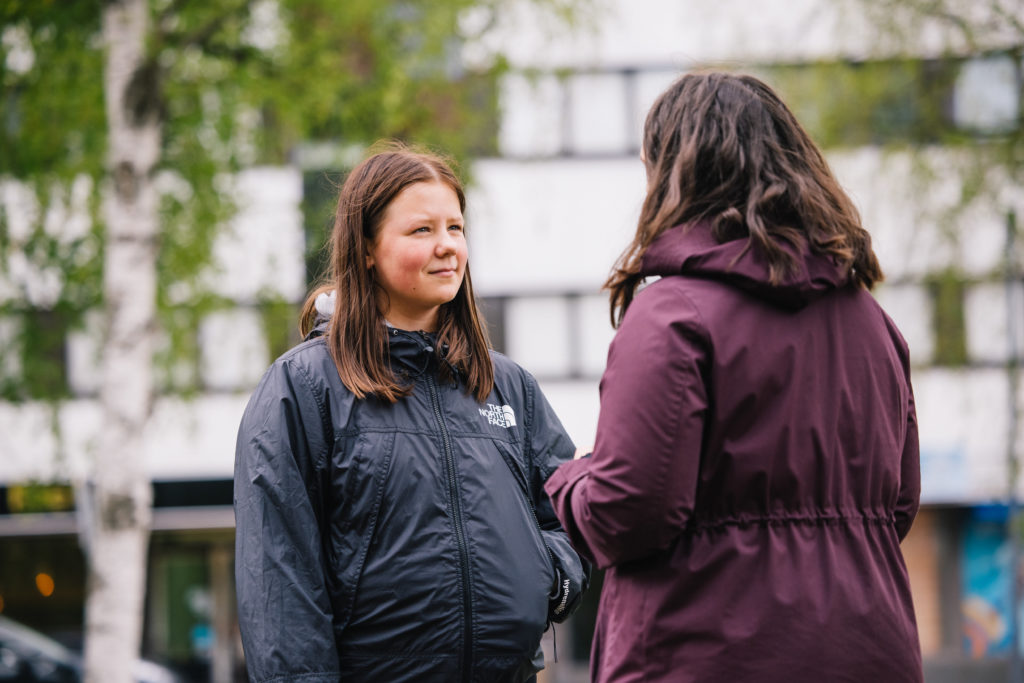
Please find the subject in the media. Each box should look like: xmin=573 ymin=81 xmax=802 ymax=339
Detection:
xmin=480 ymin=403 xmax=516 ymax=428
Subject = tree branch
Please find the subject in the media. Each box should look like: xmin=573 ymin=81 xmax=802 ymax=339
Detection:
xmin=158 ymin=0 xmax=251 ymax=52
xmin=992 ymin=3 xmax=1024 ymax=45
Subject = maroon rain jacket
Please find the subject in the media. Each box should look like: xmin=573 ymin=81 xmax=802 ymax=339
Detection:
xmin=545 ymin=222 xmax=922 ymax=683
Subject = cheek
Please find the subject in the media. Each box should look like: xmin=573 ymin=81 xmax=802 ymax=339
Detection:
xmin=384 ymin=247 xmax=432 ymax=288
xmin=396 ymin=250 xmax=427 ymax=274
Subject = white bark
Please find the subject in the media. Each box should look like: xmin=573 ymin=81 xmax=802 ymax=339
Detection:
xmin=84 ymin=1 xmax=159 ymax=681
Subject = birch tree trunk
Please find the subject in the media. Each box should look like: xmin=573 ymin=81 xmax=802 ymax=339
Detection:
xmin=84 ymin=0 xmax=160 ymax=681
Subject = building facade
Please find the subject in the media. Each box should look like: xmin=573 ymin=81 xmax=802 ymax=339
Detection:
xmin=1 ymin=1 xmax=1023 ymax=681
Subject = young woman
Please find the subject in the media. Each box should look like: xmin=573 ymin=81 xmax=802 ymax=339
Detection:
xmin=234 ymin=144 xmax=587 ymax=683
xmin=545 ymin=72 xmax=922 ymax=682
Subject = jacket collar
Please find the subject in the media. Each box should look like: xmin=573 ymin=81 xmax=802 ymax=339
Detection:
xmin=640 ymin=221 xmax=850 ymax=309
xmin=307 ymin=318 xmax=451 ymax=380
xmin=386 ymin=326 xmax=445 ymax=378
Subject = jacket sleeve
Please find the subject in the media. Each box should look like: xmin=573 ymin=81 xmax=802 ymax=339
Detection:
xmin=894 ymin=357 xmax=920 ymax=541
xmin=234 ymin=358 xmax=339 ymax=683
xmin=544 ymin=286 xmax=709 ymax=569
xmin=524 ymin=373 xmax=591 ymax=623
xmin=894 ymin=386 xmax=920 ymax=540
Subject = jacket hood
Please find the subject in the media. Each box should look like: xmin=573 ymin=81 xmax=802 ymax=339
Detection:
xmin=640 ymin=222 xmax=850 ymax=310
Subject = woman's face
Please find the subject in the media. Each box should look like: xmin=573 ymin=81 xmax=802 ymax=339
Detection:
xmin=367 ymin=180 xmax=467 ymax=332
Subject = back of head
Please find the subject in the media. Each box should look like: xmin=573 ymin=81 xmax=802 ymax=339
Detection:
xmin=607 ymin=71 xmax=882 ymax=325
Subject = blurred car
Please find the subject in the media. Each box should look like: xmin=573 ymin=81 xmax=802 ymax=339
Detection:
xmin=0 ymin=615 xmax=180 ymax=683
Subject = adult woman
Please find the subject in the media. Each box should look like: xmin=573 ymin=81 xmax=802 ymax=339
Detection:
xmin=545 ymin=73 xmax=922 ymax=681
xmin=234 ymin=144 xmax=587 ymax=682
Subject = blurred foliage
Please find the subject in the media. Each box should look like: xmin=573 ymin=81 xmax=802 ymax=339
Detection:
xmin=259 ymin=296 xmax=301 ymax=361
xmin=841 ymin=0 xmax=1023 ymax=55
xmin=302 ymin=169 xmax=341 ymax=286
xmin=836 ymin=0 xmax=1023 ymax=173
xmin=814 ymin=0 xmax=1023 ymax=366
xmin=763 ymin=58 xmax=964 ymax=148
xmin=6 ymin=482 xmax=75 ymax=513
xmin=927 ymin=268 xmax=969 ymax=366
xmin=0 ymin=0 xmax=583 ymax=400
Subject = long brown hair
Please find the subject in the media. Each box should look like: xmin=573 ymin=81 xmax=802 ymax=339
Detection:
xmin=606 ymin=71 xmax=883 ymax=326
xmin=300 ymin=142 xmax=493 ymax=403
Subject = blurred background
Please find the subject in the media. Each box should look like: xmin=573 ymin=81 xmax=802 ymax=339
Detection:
xmin=0 ymin=0 xmax=1022 ymax=681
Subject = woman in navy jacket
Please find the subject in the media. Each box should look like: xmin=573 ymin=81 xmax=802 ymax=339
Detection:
xmin=234 ymin=144 xmax=587 ymax=683
xmin=545 ymin=73 xmax=922 ymax=682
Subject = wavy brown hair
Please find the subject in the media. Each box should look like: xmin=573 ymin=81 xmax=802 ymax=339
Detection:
xmin=300 ymin=142 xmax=493 ymax=403
xmin=606 ymin=71 xmax=883 ymax=326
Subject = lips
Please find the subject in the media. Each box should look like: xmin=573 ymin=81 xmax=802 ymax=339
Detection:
xmin=429 ymin=266 xmax=459 ymax=276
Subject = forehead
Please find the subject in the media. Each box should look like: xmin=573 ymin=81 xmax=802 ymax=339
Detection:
xmin=385 ymin=181 xmax=462 ymax=219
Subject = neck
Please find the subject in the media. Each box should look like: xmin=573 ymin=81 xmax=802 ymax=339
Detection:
xmin=382 ymin=309 xmax=440 ymax=333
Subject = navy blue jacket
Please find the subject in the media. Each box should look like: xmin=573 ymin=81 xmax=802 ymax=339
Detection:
xmin=234 ymin=326 xmax=588 ymax=682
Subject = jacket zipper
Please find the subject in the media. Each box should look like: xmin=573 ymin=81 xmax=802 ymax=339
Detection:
xmin=427 ymin=374 xmax=474 ymax=682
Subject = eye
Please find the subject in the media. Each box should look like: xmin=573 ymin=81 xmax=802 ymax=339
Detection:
xmin=413 ymin=226 xmax=430 ymax=233
xmin=448 ymin=224 xmax=464 ymax=233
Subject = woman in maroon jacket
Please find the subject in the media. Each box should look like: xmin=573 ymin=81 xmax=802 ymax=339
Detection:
xmin=545 ymin=72 xmax=922 ymax=682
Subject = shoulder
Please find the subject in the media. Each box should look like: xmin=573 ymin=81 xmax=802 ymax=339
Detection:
xmin=486 ymin=349 xmax=545 ymax=417
xmin=605 ymin=277 xmax=712 ymax=383
xmin=277 ymin=335 xmax=331 ymax=368
xmin=489 ymin=348 xmax=530 ymax=382
xmin=248 ymin=337 xmax=350 ymax=415
xmin=240 ymin=337 xmax=356 ymax=439
xmin=632 ymin=275 xmax=707 ymax=312
xmin=487 ymin=349 xmax=537 ymax=403
xmin=620 ymin=276 xmax=710 ymax=341
xmin=863 ymin=288 xmax=912 ymax=367
xmin=271 ymin=337 xmax=344 ymax=392
xmin=488 ymin=348 xmax=544 ymax=392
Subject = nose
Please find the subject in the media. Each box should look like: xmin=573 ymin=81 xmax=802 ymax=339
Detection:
xmin=435 ymin=230 xmax=458 ymax=256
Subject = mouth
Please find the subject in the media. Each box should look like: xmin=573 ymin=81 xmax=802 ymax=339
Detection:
xmin=429 ymin=267 xmax=459 ymax=276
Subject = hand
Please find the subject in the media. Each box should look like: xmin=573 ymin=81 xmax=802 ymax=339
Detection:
xmin=574 ymin=446 xmax=592 ymax=460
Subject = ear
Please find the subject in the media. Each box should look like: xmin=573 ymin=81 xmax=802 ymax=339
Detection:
xmin=365 ymin=244 xmax=375 ymax=269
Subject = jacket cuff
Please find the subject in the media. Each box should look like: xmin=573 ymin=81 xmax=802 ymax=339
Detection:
xmin=543 ymin=457 xmax=591 ymax=499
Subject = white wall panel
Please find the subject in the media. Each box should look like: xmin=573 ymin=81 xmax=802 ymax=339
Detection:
xmin=577 ymin=294 xmax=616 ymax=377
xmin=830 ymin=149 xmax=955 ymax=281
xmin=633 ymin=69 xmax=682 ymax=140
xmin=825 ymin=148 xmax=1019 ymax=280
xmin=0 ymin=395 xmax=248 ymax=484
xmin=471 ymin=149 xmax=1012 ymax=296
xmin=953 ymin=55 xmax=1020 ymax=133
xmin=916 ymin=368 xmax=1012 ymax=503
xmin=143 ymin=395 xmax=249 ymax=480
xmin=467 ymin=157 xmax=644 ymax=294
xmin=198 ymin=309 xmax=269 ymax=391
xmin=0 ymin=401 xmax=60 ymax=482
xmin=957 ymin=196 xmax=1014 ymax=278
xmin=504 ymin=296 xmax=573 ymax=378
xmin=965 ymin=282 xmax=1023 ymax=365
xmin=535 ymin=379 xmax=600 ymax=449
xmin=873 ymin=284 xmax=934 ymax=366
xmin=499 ymin=73 xmax=565 ymax=158
xmin=66 ymin=310 xmax=103 ymax=395
xmin=203 ymin=166 xmax=306 ymax=304
xmin=567 ymin=72 xmax=630 ymax=155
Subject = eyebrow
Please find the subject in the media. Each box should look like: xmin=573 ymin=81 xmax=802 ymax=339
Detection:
xmin=404 ymin=214 xmax=464 ymax=224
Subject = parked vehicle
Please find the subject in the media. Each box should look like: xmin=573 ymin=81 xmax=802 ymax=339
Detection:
xmin=0 ymin=616 xmax=180 ymax=683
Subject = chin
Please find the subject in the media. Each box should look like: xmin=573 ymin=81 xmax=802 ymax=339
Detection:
xmin=437 ymin=286 xmax=463 ymax=304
